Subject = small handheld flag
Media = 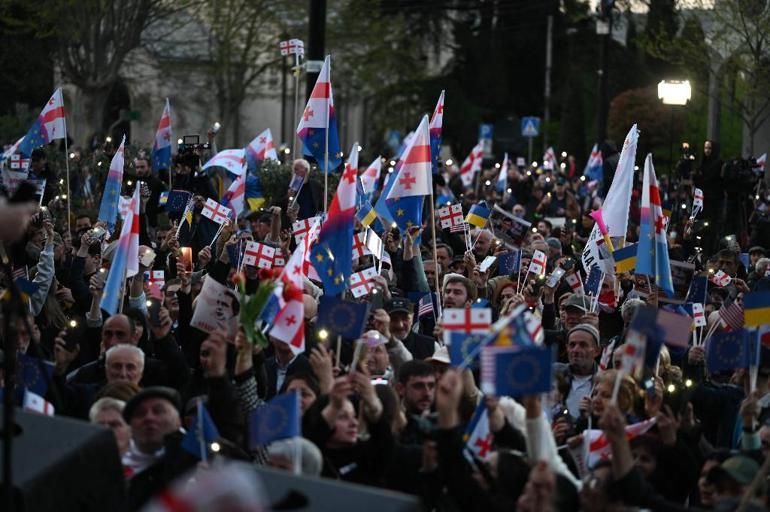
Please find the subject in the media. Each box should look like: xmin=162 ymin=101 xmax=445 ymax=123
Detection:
xmin=465 ymin=201 xmax=491 ymax=229
xmin=437 ymin=204 xmax=464 ymax=229
xmin=743 ymin=291 xmax=770 ymax=327
xmin=181 ymin=401 xmax=220 ymax=460
xmin=151 ymin=99 xmax=172 ymax=172
xmin=249 ymin=391 xmax=301 ymax=448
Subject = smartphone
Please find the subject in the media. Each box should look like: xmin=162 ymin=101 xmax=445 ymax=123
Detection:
xmin=561 ymin=258 xmax=575 ymax=272
xmin=179 ymin=247 xmax=193 ymax=272
xmin=546 ymin=267 xmax=566 ymax=288
xmin=370 ymin=287 xmax=384 ymax=310
xmin=94 ymin=267 xmax=108 ymax=288
xmin=63 ymin=317 xmax=86 ymax=351
xmin=140 ymin=248 xmax=156 ymax=268
xmin=146 ymin=297 xmax=162 ymax=326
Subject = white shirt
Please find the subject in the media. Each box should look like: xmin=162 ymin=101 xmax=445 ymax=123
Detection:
xmin=566 ymin=374 xmax=593 ymax=418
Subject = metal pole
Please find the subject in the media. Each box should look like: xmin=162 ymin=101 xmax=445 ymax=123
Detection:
xmin=596 ymin=12 xmax=612 ymax=144
xmin=428 ymin=188 xmax=442 ymax=318
xmin=306 ymin=0 xmax=326 ymax=99
xmin=281 ymin=53 xmax=288 ymax=146
xmin=528 ymin=137 xmax=533 ymax=164
xmin=292 ymin=52 xmax=301 ymax=162
xmin=63 ymin=102 xmax=72 ymax=237
xmin=543 ymin=13 xmax=553 ymax=152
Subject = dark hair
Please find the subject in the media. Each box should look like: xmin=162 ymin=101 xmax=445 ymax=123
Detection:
xmin=397 ymin=360 xmax=435 ymax=385
xmin=435 ymin=243 xmax=454 ymax=258
xmin=282 ymin=370 xmax=321 ymax=397
xmin=715 ymin=249 xmax=738 ymax=263
xmin=30 ymin=148 xmax=46 ymax=162
xmin=444 ymin=275 xmax=478 ymax=302
xmin=222 ymin=289 xmax=241 ymax=316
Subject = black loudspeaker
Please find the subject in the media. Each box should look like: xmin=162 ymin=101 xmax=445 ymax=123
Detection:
xmin=254 ymin=465 xmax=420 ymax=512
xmin=1 ymin=408 xmax=127 ymax=512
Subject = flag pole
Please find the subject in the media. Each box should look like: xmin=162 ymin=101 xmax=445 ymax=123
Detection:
xmin=323 ymin=119 xmax=329 ymax=213
xmin=292 ymin=52 xmax=301 ymax=162
xmin=62 ymin=94 xmax=72 ymax=238
xmin=429 ymin=187 xmax=442 ymax=318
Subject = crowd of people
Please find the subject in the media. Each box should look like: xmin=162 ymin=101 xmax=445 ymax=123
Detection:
xmin=0 ymin=129 xmax=769 ymax=512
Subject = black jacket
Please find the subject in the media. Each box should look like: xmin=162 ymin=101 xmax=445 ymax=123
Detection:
xmin=402 ymin=331 xmax=436 ymax=360
xmin=263 ymin=353 xmax=311 ymax=400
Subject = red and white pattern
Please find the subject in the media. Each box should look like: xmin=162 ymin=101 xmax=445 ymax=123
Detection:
xmin=459 ymin=141 xmax=484 ymax=187
xmin=279 ymin=38 xmax=304 ymax=56
xmin=271 ymin=284 xmax=305 ymax=355
xmin=153 ymin=98 xmax=172 ymax=153
xmin=450 ymin=222 xmax=468 ymax=233
xmin=351 ymin=231 xmax=371 ymax=260
xmin=443 ymin=308 xmax=492 ymax=333
xmin=292 ymin=216 xmax=323 ymax=245
xmin=718 ymin=301 xmax=744 ymax=331
xmin=360 ymin=156 xmax=382 ymax=196
xmin=243 ymin=241 xmax=275 ymax=269
xmin=542 ymin=147 xmax=557 ymax=170
xmin=201 ymin=198 xmax=232 ymax=225
xmin=10 ymin=153 xmax=29 ymax=170
xmin=437 ymin=204 xmax=464 ymax=229
xmin=528 ymin=250 xmax=547 ymax=276
xmin=222 ymin=173 xmax=245 ymax=219
xmin=617 ymin=330 xmax=646 ymax=379
xmin=386 ymin=115 xmax=432 ymax=200
xmin=23 ymin=389 xmax=54 ymax=416
xmin=565 ymin=272 xmax=584 ymax=295
xmin=692 ymin=302 xmax=707 ymax=327
xmin=710 ymin=270 xmax=732 ymax=287
xmin=272 ymin=248 xmax=286 ymax=268
xmin=349 ymin=267 xmax=378 ymax=298
xmin=246 ymin=128 xmax=278 ymax=163
xmin=202 ymin=149 xmax=247 ymax=176
xmin=524 ymin=310 xmax=544 ymax=345
xmin=296 ymin=55 xmax=333 ymax=135
xmin=40 ymin=88 xmax=66 ymax=141
xmin=583 ymin=418 xmax=656 ymax=468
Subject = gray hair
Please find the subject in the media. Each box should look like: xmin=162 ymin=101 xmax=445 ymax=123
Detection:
xmin=756 ymin=257 xmax=770 ymax=276
xmin=292 ymin=158 xmax=311 ymax=172
xmin=267 ymin=437 xmax=323 ymax=476
xmin=621 ymin=298 xmax=646 ymax=323
xmin=88 ymin=397 xmax=126 ymax=423
xmin=105 ymin=343 xmax=145 ymax=370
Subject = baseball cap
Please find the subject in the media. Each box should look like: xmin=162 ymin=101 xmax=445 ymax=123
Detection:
xmin=386 ymin=297 xmax=412 ymax=315
xmin=427 ymin=346 xmax=450 ymax=365
xmin=563 ymin=294 xmax=592 ymax=312
xmin=714 ymin=455 xmax=760 ymax=486
xmin=362 ymin=329 xmax=387 ymax=348
xmin=123 ymin=386 xmax=182 ymax=422
xmin=749 ymin=246 xmax=766 ymax=255
xmin=545 ymin=237 xmax=562 ymax=252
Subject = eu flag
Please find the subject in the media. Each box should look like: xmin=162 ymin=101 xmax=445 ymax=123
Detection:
xmin=497 ymin=251 xmax=521 ymax=276
xmin=249 ymin=391 xmax=301 ymax=448
xmin=482 ymin=345 xmax=553 ymax=397
xmin=165 ymin=190 xmax=192 ymax=215
xmin=584 ymin=265 xmax=603 ymax=297
xmin=387 ymin=195 xmax=424 ymax=234
xmin=706 ymin=329 xmax=754 ymax=373
xmin=317 ymin=295 xmax=369 ymax=340
xmin=448 ymin=332 xmax=487 ymax=370
xmin=16 ymin=353 xmax=55 ymax=397
xmin=181 ymin=402 xmax=220 ymax=459
xmin=686 ymin=274 xmax=708 ymax=305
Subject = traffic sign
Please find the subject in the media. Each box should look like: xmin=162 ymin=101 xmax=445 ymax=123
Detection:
xmin=479 ymin=123 xmax=494 ymax=157
xmin=521 ymin=117 xmax=540 ymax=138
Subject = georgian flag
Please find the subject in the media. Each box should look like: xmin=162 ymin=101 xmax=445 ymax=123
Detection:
xmin=245 ymin=128 xmax=278 ymax=168
xmin=151 ymin=98 xmax=172 ymax=172
xmin=528 ymin=250 xmax=547 ymax=276
xmin=459 ymin=141 xmax=484 ymax=187
xmin=691 ymin=188 xmax=704 ymax=219
xmin=692 ymin=302 xmax=707 ymax=327
xmin=202 ymin=149 xmax=247 ymax=176
xmin=221 ymin=173 xmax=246 ymax=220
xmin=437 ymin=204 xmax=464 ymax=229
xmin=349 ymin=267 xmax=378 ymax=298
xmin=443 ymin=308 xmax=492 ymax=333
xmin=23 ymin=388 xmax=55 ymax=416
xmin=201 ymin=198 xmax=232 ymax=225
xmin=463 ymin=402 xmax=493 ymax=462
xmin=359 ymin=156 xmax=382 ymax=196
xmin=351 ymin=231 xmax=370 ymax=260
xmin=710 ymin=270 xmax=732 ymax=287
xmin=243 ymin=241 xmax=275 ymax=269
xmin=386 ymin=115 xmax=432 ymax=199
xmin=270 ymin=284 xmax=305 ymax=355
xmin=542 ymin=146 xmax=557 ymax=170
xmin=565 ymin=272 xmax=584 ymax=295
xmin=292 ymin=216 xmax=323 ymax=245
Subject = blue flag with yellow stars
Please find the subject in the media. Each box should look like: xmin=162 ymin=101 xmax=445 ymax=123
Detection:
xmin=706 ymin=329 xmax=755 ymax=373
xmin=386 ymin=195 xmax=424 ymax=234
xmin=249 ymin=391 xmax=301 ymax=448
xmin=181 ymin=402 xmax=219 ymax=460
xmin=481 ymin=344 xmax=553 ymax=397
xmin=317 ymin=295 xmax=369 ymax=340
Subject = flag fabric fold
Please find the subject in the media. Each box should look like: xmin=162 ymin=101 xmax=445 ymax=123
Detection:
xmin=296 ymin=55 xmax=341 ymax=173
xmin=18 ymin=88 xmax=66 ymax=157
xmin=100 ymin=185 xmax=140 ymax=315
xmin=245 ymin=128 xmax=278 ymax=170
xmin=97 ymin=135 xmax=126 ymax=233
xmin=151 ymin=98 xmax=172 ymax=172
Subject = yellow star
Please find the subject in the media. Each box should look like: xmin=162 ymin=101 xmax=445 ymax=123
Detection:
xmin=327 ymin=268 xmax=333 ymax=276
xmin=406 ymin=221 xmax=414 ymax=228
xmin=334 ymin=276 xmax=342 ymax=285
xmin=396 ymin=208 xmax=404 ymax=217
xmin=315 ymin=253 xmax=325 ymax=262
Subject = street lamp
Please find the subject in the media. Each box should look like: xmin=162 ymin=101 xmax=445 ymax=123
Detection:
xmin=658 ymin=80 xmax=692 ymax=195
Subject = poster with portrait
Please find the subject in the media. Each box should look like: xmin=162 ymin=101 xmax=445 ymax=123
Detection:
xmin=191 ymin=276 xmax=240 ymax=337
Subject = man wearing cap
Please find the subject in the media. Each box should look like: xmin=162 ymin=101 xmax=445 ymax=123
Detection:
xmin=554 ymin=324 xmax=601 ymax=419
xmin=706 ymin=455 xmax=766 ymax=509
xmin=121 ymin=386 xmax=196 ymax=509
xmin=381 ymin=298 xmax=435 ymax=360
xmin=362 ymin=329 xmax=410 ymax=383
xmin=749 ymin=246 xmax=766 ymax=270
xmin=544 ymin=293 xmax=596 ymax=362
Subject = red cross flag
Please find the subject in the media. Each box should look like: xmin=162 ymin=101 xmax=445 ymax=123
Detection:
xmin=270 ymin=284 xmax=305 ymax=355
xmin=202 ymin=149 xmax=247 ymax=176
xmin=351 ymin=231 xmax=371 ymax=260
xmin=692 ymin=302 xmax=706 ymax=327
xmin=279 ymin=38 xmax=304 ymax=56
xmin=243 ymin=241 xmax=275 ymax=269
xmin=349 ymin=267 xmax=378 ymax=298
xmin=528 ymin=250 xmax=547 ymax=276
xmin=437 ymin=204 xmax=464 ymax=229
xmin=10 ymin=154 xmax=29 ymax=170
xmin=292 ymin=216 xmax=322 ymax=245
xmin=710 ymin=270 xmax=732 ymax=287
xmin=201 ymin=198 xmax=232 ymax=225
xmin=273 ymin=248 xmax=286 ymax=269
xmin=443 ymin=308 xmax=491 ymax=333
xmin=565 ymin=272 xmax=584 ymax=296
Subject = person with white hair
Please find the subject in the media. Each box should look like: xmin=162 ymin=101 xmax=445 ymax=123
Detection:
xmin=89 ymin=397 xmax=131 ymax=456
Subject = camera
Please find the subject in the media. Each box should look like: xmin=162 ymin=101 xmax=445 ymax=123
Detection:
xmin=177 ymin=135 xmax=210 ymax=154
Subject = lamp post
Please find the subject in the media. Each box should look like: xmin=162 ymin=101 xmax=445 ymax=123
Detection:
xmin=658 ymin=80 xmax=692 ymax=197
